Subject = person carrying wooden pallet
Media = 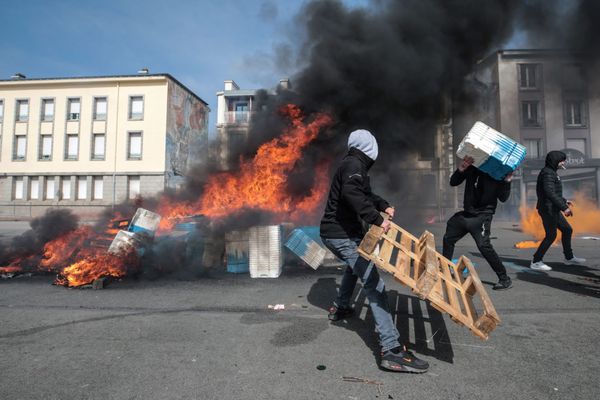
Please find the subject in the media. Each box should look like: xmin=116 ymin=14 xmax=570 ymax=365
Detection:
xmin=319 ymin=129 xmax=429 ymax=373
xmin=442 ymin=156 xmax=513 ymax=290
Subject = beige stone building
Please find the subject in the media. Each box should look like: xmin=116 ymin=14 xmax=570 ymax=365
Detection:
xmin=0 ymin=73 xmax=209 ymax=218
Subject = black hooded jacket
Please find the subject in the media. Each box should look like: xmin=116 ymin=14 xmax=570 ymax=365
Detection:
xmin=450 ymin=166 xmax=511 ymax=215
xmin=536 ymin=151 xmax=568 ymax=213
xmin=320 ymin=148 xmax=390 ymax=239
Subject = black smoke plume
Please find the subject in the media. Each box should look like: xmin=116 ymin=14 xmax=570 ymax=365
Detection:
xmin=0 ymin=209 xmax=79 ymax=267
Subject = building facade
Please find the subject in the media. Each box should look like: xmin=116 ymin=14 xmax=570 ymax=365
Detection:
xmin=454 ymin=49 xmax=600 ymax=211
xmin=216 ymin=79 xmax=292 ymax=170
xmin=0 ymin=73 xmax=209 ymax=218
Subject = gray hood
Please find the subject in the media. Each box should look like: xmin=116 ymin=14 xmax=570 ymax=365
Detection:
xmin=347 ymin=129 xmax=378 ymax=161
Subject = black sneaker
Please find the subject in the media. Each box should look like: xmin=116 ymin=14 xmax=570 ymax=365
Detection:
xmin=380 ymin=346 xmax=429 ymax=373
xmin=327 ymin=305 xmax=354 ymax=321
xmin=493 ymin=277 xmax=512 ymax=290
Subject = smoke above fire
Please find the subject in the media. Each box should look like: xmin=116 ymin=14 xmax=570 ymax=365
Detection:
xmin=239 ymin=0 xmax=600 ymax=207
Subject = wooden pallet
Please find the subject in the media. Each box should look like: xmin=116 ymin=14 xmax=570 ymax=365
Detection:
xmin=358 ymin=220 xmax=501 ymax=340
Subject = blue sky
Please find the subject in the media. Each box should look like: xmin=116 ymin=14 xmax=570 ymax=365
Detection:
xmin=0 ymin=0 xmax=369 ymax=135
xmin=0 ymin=0 xmax=525 ymax=136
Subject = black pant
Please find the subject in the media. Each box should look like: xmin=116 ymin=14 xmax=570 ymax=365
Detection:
xmin=442 ymin=211 xmax=507 ymax=279
xmin=532 ymin=210 xmax=573 ymax=262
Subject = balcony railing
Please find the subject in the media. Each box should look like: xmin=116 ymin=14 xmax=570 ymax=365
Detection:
xmin=224 ymin=111 xmax=253 ymax=124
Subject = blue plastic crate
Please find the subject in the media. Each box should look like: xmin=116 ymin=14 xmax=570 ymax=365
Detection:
xmin=227 ymin=261 xmax=249 ymax=274
xmin=226 ymin=244 xmax=249 ymax=273
xmin=285 ymin=229 xmax=326 ymax=270
xmin=297 ymin=226 xmax=323 ymax=244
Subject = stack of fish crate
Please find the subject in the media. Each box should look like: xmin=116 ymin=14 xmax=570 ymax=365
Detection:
xmin=457 ymin=121 xmax=526 ymax=180
xmin=249 ymin=225 xmax=283 ymax=278
xmin=225 ymin=230 xmax=250 ymax=274
xmin=284 ymin=228 xmax=327 ymax=270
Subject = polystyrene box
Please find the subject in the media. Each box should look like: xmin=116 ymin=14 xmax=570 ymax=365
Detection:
xmin=249 ymin=225 xmax=283 ymax=278
xmin=457 ymin=121 xmax=527 ymax=180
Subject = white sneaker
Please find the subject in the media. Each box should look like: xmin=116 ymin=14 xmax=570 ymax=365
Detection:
xmin=530 ymin=261 xmax=552 ymax=271
xmin=565 ymin=256 xmax=586 ymax=265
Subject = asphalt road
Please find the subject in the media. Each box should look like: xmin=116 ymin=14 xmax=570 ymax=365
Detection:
xmin=1 ymin=221 xmax=599 ymax=400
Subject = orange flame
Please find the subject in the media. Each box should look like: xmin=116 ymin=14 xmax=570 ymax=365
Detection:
xmin=515 ymin=192 xmax=600 ymax=248
xmin=157 ymin=104 xmax=333 ymax=229
xmin=2 ymin=215 xmax=138 ymax=287
xmin=3 ymin=105 xmax=333 ymax=286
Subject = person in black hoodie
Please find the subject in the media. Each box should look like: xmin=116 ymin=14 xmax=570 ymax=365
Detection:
xmin=530 ymin=151 xmax=586 ymax=271
xmin=320 ymin=129 xmax=429 ymax=373
xmin=442 ymin=156 xmax=513 ymax=290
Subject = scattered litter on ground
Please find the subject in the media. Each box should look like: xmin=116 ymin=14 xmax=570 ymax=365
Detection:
xmin=580 ymin=236 xmax=600 ymax=240
xmin=316 ymin=365 xmax=326 ymax=370
xmin=342 ymin=376 xmax=383 ymax=385
xmin=268 ymin=304 xmax=285 ymax=310
xmin=344 ymin=375 xmax=385 ymax=394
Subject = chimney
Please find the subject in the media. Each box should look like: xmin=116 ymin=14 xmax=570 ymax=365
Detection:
xmin=224 ymin=80 xmax=240 ymax=91
xmin=11 ymin=73 xmax=26 ymax=80
xmin=278 ymin=79 xmax=291 ymax=90
xmin=137 ymin=68 xmax=149 ymax=75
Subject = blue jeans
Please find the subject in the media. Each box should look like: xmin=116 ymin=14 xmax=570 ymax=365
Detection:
xmin=322 ymin=237 xmax=401 ymax=352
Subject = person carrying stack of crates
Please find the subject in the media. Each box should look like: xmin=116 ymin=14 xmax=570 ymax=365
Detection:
xmin=442 ymin=155 xmax=514 ymax=290
xmin=442 ymin=122 xmax=527 ymax=291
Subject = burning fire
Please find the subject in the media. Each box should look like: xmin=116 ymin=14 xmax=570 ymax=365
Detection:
xmin=515 ymin=192 xmax=600 ymax=248
xmin=157 ymin=104 xmax=333 ymax=230
xmin=1 ymin=215 xmax=138 ymax=287
xmin=2 ymin=104 xmax=334 ymax=286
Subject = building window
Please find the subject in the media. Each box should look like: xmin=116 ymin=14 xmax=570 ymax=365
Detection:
xmin=65 ymin=134 xmax=79 ymax=160
xmin=13 ymin=135 xmax=27 ymax=160
xmin=61 ymin=177 xmax=71 ymax=200
xmin=92 ymin=134 xmax=105 ymax=160
xmin=41 ymin=99 xmax=54 ymax=122
xmin=128 ymin=176 xmax=140 ymax=199
xmin=67 ymin=98 xmax=81 ymax=121
xmin=16 ymin=100 xmax=29 ymax=122
xmin=235 ymin=102 xmax=249 ymax=123
xmin=40 ymin=135 xmax=52 ymax=160
xmin=524 ymin=139 xmax=541 ymax=159
xmin=30 ymin=177 xmax=39 ymax=200
xmin=0 ymin=100 xmax=4 ymax=121
xmin=93 ymin=97 xmax=107 ymax=121
xmin=14 ymin=177 xmax=24 ymax=200
xmin=129 ymin=96 xmax=144 ymax=120
xmin=519 ymin=64 xmax=540 ymax=89
xmin=93 ymin=177 xmax=104 ymax=200
xmin=564 ymin=100 xmax=586 ymax=127
xmin=566 ymin=139 xmax=586 ymax=155
xmin=127 ymin=132 xmax=142 ymax=159
xmin=521 ymin=101 xmax=541 ymax=127
xmin=77 ymin=176 xmax=87 ymax=200
xmin=45 ymin=177 xmax=55 ymax=200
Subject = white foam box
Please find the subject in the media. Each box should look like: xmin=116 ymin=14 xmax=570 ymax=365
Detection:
xmin=129 ymin=208 xmax=162 ymax=236
xmin=249 ymin=225 xmax=283 ymax=278
xmin=456 ymin=121 xmax=499 ymax=166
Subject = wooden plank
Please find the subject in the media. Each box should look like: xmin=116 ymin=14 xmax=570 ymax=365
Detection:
xmin=379 ymin=240 xmax=394 ymax=266
xmin=358 ymin=220 xmax=500 ymax=340
xmin=359 ymin=225 xmax=384 ymax=255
